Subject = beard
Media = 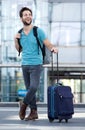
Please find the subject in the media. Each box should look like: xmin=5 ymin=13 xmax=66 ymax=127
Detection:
xmin=22 ymin=20 xmax=32 ymax=26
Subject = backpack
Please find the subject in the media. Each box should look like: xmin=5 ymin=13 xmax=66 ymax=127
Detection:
xmin=17 ymin=26 xmax=48 ymax=64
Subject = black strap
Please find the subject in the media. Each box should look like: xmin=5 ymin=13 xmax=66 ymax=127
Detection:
xmin=18 ymin=28 xmax=23 ymax=33
xmin=33 ymin=26 xmax=45 ymax=60
xmin=17 ymin=28 xmax=23 ymax=56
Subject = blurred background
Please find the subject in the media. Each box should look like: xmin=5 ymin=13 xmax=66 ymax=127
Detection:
xmin=0 ymin=0 xmax=85 ymax=104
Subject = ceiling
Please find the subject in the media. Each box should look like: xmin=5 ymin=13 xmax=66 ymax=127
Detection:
xmin=48 ymin=0 xmax=85 ymax=3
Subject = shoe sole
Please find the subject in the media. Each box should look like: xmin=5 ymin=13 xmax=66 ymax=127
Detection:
xmin=19 ymin=112 xmax=26 ymax=120
xmin=25 ymin=117 xmax=38 ymax=121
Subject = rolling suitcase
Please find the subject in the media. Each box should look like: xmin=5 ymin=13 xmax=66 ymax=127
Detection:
xmin=47 ymin=53 xmax=74 ymax=123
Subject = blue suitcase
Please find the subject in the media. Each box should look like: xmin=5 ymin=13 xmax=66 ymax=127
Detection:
xmin=47 ymin=85 xmax=74 ymax=122
xmin=47 ymin=53 xmax=74 ymax=123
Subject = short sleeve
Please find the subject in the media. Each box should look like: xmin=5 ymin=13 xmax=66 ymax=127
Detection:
xmin=37 ymin=28 xmax=47 ymax=42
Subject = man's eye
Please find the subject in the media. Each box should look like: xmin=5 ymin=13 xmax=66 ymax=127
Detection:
xmin=24 ymin=14 xmax=31 ymax=17
xmin=24 ymin=14 xmax=28 ymax=16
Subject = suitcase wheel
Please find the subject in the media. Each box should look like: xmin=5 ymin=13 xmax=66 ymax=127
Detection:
xmin=59 ymin=119 xmax=68 ymax=123
xmin=65 ymin=119 xmax=68 ymax=123
xmin=59 ymin=119 xmax=62 ymax=123
xmin=49 ymin=118 xmax=54 ymax=122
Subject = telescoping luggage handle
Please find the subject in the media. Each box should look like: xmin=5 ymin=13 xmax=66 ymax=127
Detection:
xmin=51 ymin=52 xmax=59 ymax=85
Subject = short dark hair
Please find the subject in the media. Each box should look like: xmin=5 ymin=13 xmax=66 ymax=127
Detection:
xmin=19 ymin=7 xmax=32 ymax=17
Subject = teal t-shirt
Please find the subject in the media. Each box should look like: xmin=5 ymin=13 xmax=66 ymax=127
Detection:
xmin=20 ymin=27 xmax=47 ymax=65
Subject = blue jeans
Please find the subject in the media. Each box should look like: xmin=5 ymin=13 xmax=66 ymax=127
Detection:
xmin=22 ymin=65 xmax=43 ymax=110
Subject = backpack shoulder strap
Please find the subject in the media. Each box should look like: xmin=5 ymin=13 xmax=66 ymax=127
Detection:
xmin=33 ymin=26 xmax=38 ymax=37
xmin=33 ymin=26 xmax=44 ymax=54
xmin=17 ymin=28 xmax=23 ymax=56
xmin=18 ymin=28 xmax=23 ymax=33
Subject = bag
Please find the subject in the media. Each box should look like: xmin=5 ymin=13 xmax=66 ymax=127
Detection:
xmin=47 ymin=53 xmax=74 ymax=123
xmin=48 ymin=85 xmax=74 ymax=123
xmin=17 ymin=26 xmax=49 ymax=64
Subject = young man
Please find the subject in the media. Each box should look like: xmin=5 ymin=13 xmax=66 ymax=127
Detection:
xmin=14 ymin=7 xmax=58 ymax=121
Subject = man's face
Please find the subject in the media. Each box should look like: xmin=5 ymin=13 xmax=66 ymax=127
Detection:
xmin=21 ymin=10 xmax=32 ymax=26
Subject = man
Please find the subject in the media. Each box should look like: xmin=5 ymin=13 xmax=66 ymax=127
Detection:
xmin=14 ymin=7 xmax=58 ymax=121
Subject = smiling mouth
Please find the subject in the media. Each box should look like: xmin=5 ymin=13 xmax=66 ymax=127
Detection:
xmin=23 ymin=20 xmax=32 ymax=26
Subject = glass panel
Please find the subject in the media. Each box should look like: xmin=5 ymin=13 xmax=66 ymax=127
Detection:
xmin=52 ymin=3 xmax=80 ymax=22
xmin=0 ymin=67 xmax=44 ymax=102
xmin=51 ymin=22 xmax=80 ymax=46
xmin=82 ymin=80 xmax=85 ymax=92
xmin=81 ymin=22 xmax=85 ymax=45
xmin=34 ymin=0 xmax=49 ymax=35
xmin=1 ymin=67 xmax=22 ymax=102
xmin=81 ymin=80 xmax=85 ymax=103
xmin=82 ymin=3 xmax=85 ymax=21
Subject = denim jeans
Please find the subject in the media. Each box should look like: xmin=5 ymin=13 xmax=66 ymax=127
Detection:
xmin=22 ymin=65 xmax=43 ymax=110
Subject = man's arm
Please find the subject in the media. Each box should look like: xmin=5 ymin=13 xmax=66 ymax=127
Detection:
xmin=43 ymin=39 xmax=58 ymax=53
xmin=14 ymin=33 xmax=21 ymax=52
